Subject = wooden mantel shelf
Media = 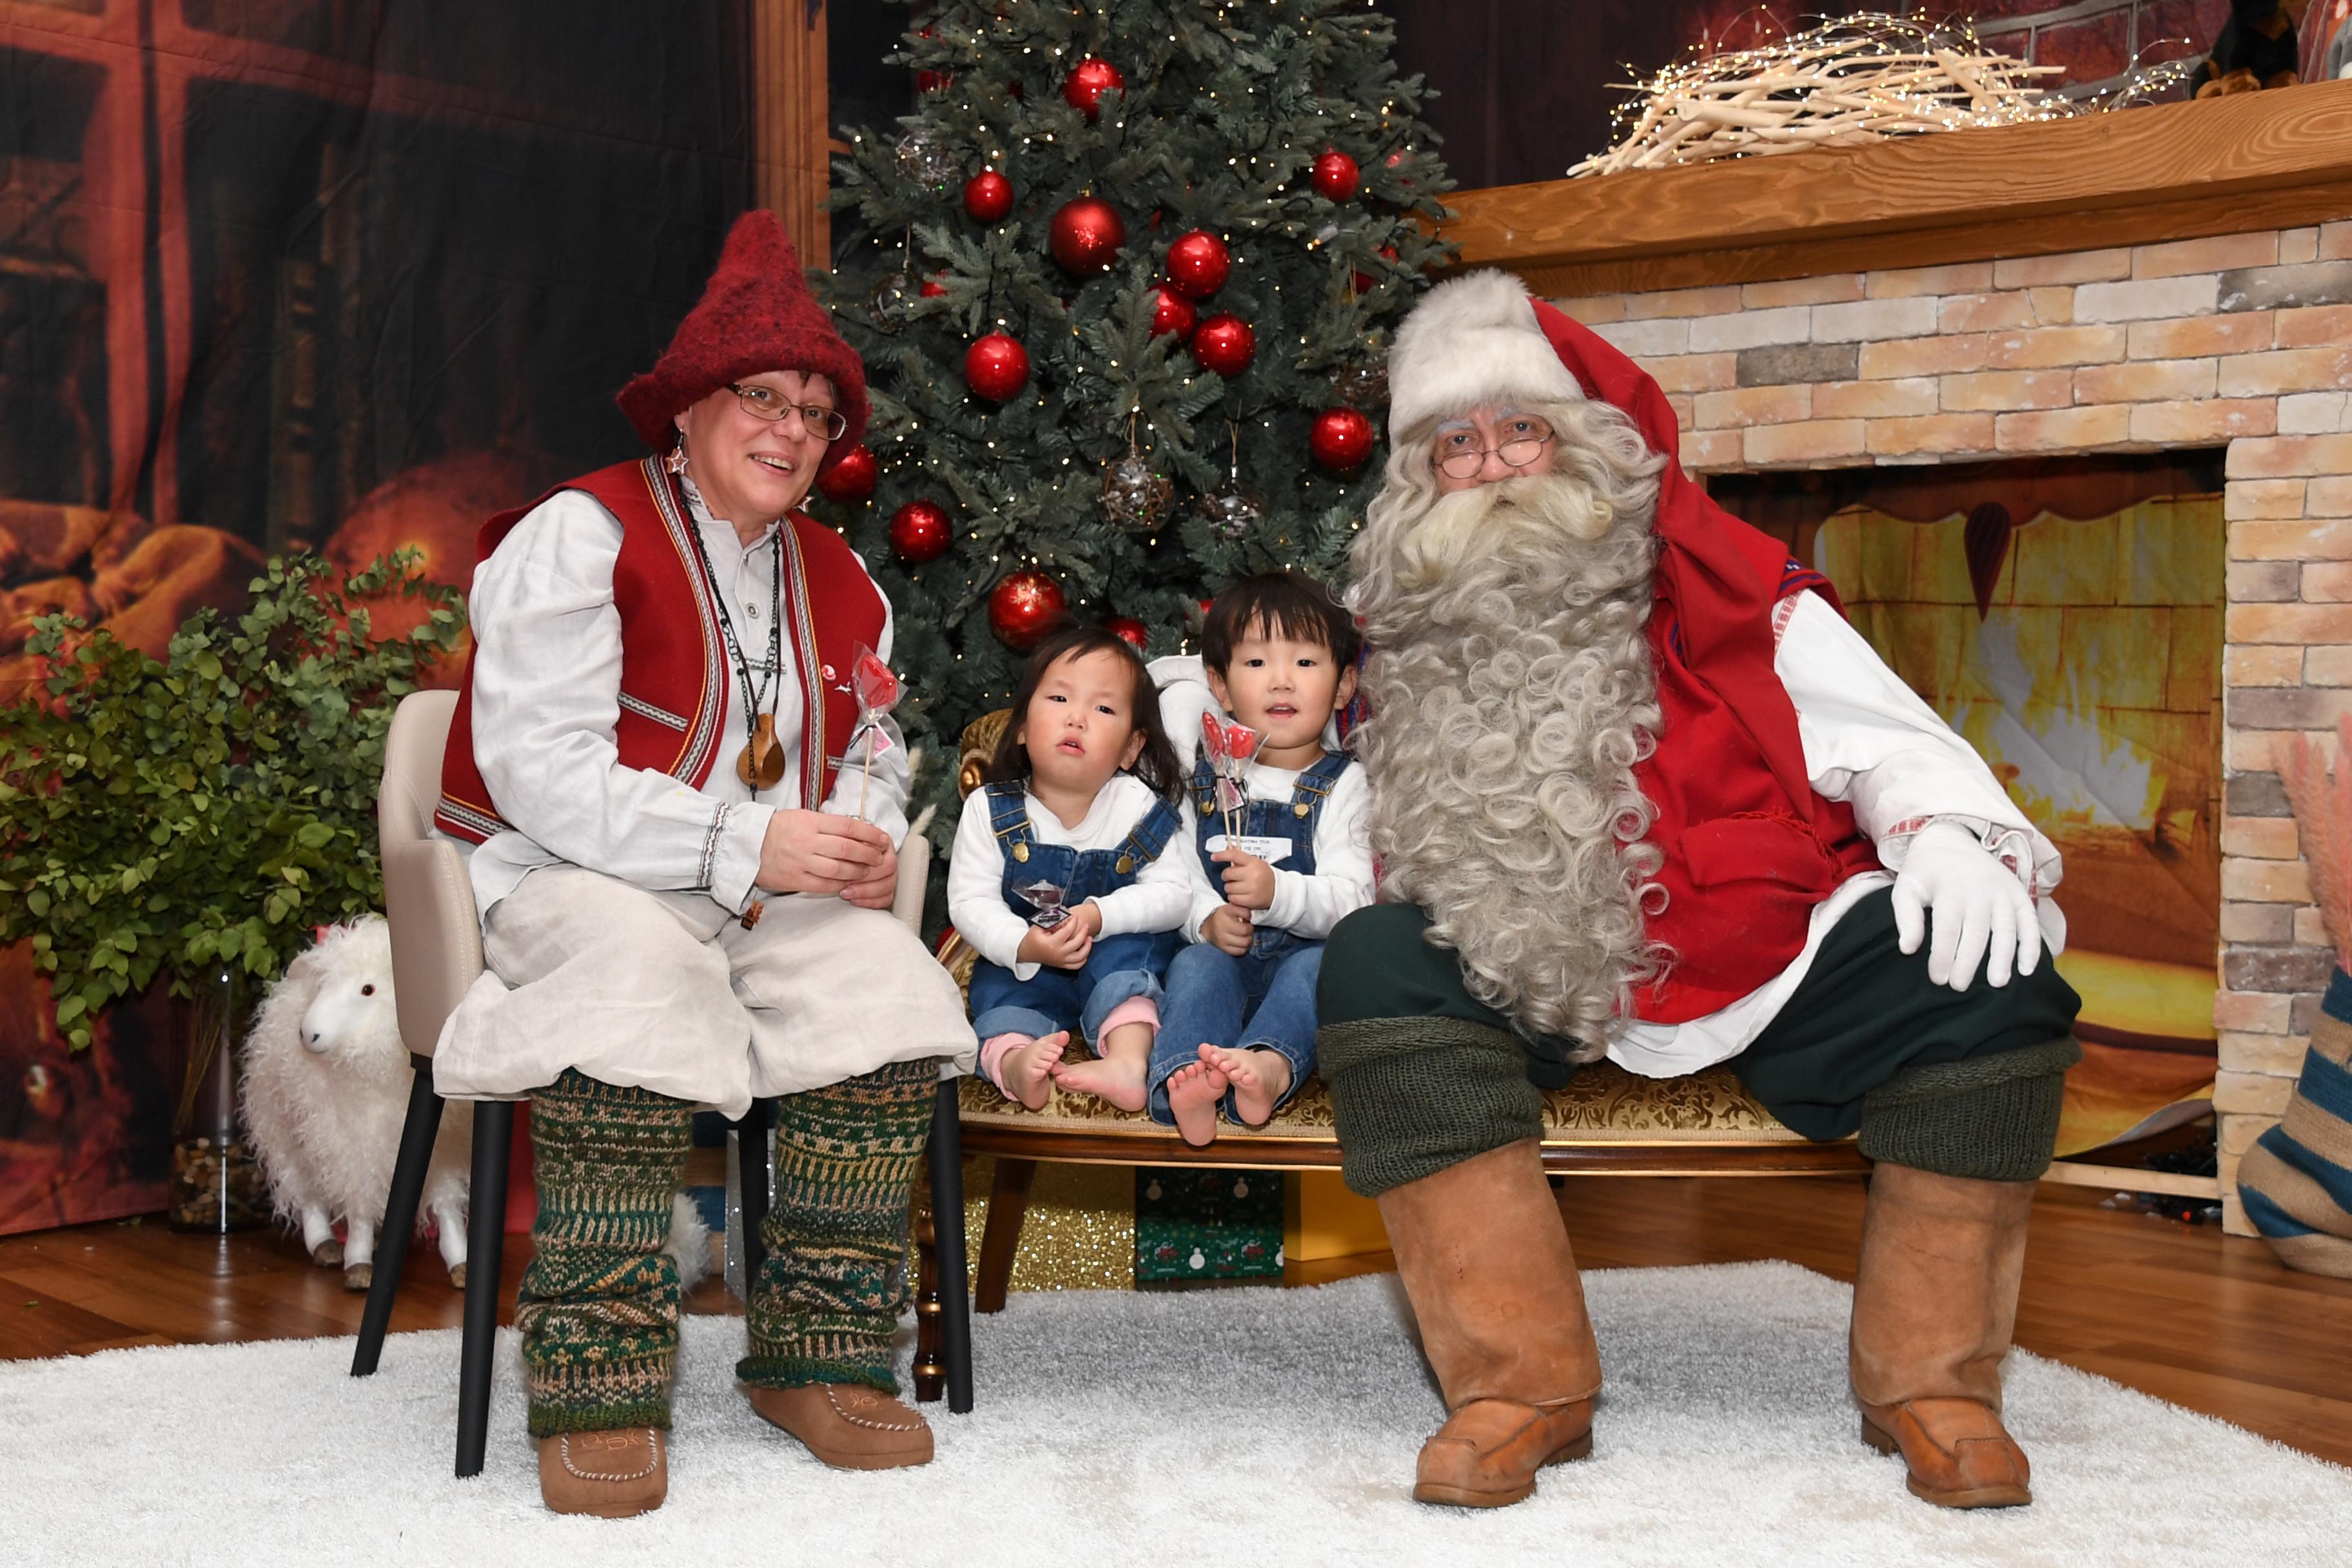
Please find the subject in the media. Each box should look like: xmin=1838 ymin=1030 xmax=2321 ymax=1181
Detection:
xmin=1439 ymin=77 xmax=2352 ymax=295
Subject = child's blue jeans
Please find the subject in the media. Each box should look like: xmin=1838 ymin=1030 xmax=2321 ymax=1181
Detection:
xmin=1148 ymin=930 xmax=1322 ymax=1126
xmin=968 ymin=929 xmax=1177 ymax=1051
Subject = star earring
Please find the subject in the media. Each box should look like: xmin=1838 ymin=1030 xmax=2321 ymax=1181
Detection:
xmin=665 ymin=433 xmax=689 ymax=476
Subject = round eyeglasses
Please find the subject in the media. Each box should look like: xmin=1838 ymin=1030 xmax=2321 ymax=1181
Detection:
xmin=1434 ymin=416 xmax=1554 ymax=480
xmin=729 ymin=382 xmax=848 ymax=440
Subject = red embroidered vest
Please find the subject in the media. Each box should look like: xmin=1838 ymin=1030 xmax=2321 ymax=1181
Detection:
xmin=436 ymin=456 xmax=886 ymax=845
xmin=1629 ymin=522 xmax=1882 ymax=1024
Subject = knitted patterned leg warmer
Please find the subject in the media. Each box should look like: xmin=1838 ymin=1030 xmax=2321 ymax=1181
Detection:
xmin=739 ymin=1057 xmax=941 ymax=1394
xmin=515 ymin=1068 xmax=693 ymax=1437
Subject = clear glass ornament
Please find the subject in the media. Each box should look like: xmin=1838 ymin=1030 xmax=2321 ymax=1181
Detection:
xmin=1331 ymin=360 xmax=1389 ymax=409
xmin=894 ymin=126 xmax=961 ymax=190
xmin=867 ymin=270 xmax=919 ymax=333
xmin=1195 ymin=485 xmax=1266 ymax=540
xmin=1099 ymin=451 xmax=1175 ymax=531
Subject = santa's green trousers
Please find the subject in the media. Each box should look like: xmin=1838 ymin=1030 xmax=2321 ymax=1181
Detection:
xmin=514 ymin=1058 xmax=939 ymax=1437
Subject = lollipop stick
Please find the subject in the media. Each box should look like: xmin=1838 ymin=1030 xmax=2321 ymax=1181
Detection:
xmin=859 ymin=752 xmax=873 ymax=821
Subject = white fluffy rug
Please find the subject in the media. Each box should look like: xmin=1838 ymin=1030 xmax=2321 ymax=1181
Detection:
xmin=5 ymin=1262 xmax=2346 ymax=1567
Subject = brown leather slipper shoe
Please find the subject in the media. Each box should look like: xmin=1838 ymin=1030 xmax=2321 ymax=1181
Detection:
xmin=744 ymin=1382 xmax=933 ymax=1470
xmin=536 ymin=1427 xmax=667 ymax=1518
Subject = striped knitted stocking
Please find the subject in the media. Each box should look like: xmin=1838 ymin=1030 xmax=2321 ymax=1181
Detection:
xmin=514 ymin=1068 xmax=692 ymax=1436
xmin=739 ymin=1057 xmax=940 ymax=1393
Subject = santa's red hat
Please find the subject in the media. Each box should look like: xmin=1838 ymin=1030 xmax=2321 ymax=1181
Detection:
xmin=616 ymin=210 xmax=869 ymax=470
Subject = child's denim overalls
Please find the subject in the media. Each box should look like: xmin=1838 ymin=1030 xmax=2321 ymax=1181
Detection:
xmin=965 ymin=780 xmax=1185 ymax=1051
xmin=1148 ymin=750 xmax=1351 ymax=1125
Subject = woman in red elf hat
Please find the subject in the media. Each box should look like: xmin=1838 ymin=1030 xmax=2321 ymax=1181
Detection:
xmin=429 ymin=210 xmax=972 ymax=1517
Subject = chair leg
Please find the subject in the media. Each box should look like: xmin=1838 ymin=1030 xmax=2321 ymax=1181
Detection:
xmin=912 ymin=1166 xmax=945 ymax=1404
xmin=927 ymin=1079 xmax=974 ymax=1413
xmin=974 ymin=1156 xmax=1035 ymax=1315
xmin=734 ymin=1098 xmax=772 ymax=1299
xmin=349 ymin=1059 xmax=443 ymax=1377
xmin=455 ymin=1099 xmax=514 ymax=1480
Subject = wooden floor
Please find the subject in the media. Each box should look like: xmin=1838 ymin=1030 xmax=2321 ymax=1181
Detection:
xmin=4 ymin=1170 xmax=2348 ymax=1469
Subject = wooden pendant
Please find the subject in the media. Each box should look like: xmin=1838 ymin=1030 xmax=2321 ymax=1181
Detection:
xmin=737 ymin=712 xmax=787 ymax=790
xmin=740 ymin=900 xmax=765 ymax=930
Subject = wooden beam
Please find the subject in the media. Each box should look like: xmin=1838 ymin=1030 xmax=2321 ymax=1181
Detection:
xmin=1437 ymin=77 xmax=2352 ymax=293
xmin=752 ymin=0 xmax=831 ymax=262
xmin=2041 ymin=1162 xmax=2220 ymax=1200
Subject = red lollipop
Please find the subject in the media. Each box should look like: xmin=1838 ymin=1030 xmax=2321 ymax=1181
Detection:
xmin=1200 ymin=711 xmax=1230 ymax=767
xmin=964 ymin=333 xmax=1031 ymax=401
xmin=1064 ymin=57 xmax=1125 ymax=119
xmin=815 ymin=443 xmax=878 ymax=503
xmin=1148 ymin=283 xmax=1196 ymax=338
xmin=1222 ymin=721 xmax=1261 ymax=763
xmin=1191 ymin=315 xmax=1255 ymax=378
xmin=853 ymin=649 xmax=901 ymax=720
xmin=963 ymin=170 xmax=1014 ymax=222
xmin=1166 ymin=230 xmax=1231 ymax=298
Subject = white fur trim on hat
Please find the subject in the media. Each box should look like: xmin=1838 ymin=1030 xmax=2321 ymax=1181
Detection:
xmin=1386 ymin=270 xmax=1583 ymax=439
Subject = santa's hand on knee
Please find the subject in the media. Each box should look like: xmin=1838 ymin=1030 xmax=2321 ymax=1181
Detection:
xmin=1890 ymin=821 xmax=2041 ymax=992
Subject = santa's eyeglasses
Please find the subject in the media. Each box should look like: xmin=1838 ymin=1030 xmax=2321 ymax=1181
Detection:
xmin=1433 ymin=416 xmax=1554 ymax=480
xmin=729 ymin=383 xmax=849 ymax=440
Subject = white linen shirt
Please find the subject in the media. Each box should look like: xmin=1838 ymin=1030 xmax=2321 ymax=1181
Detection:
xmin=444 ymin=476 xmax=908 ymax=924
xmin=946 ymin=772 xmax=1193 ymax=980
xmin=1605 ymin=589 xmax=2065 ymax=1077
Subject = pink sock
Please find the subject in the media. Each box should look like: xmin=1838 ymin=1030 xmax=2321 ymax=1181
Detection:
xmin=1095 ymin=995 xmax=1159 ymax=1039
xmin=979 ymin=1032 xmax=1032 ymax=1095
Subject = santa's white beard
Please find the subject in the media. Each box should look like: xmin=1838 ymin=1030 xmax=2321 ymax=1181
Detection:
xmin=1349 ymin=469 xmax=1667 ymax=1052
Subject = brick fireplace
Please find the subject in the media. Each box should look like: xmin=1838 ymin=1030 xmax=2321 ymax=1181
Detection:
xmin=1440 ymin=79 xmax=2352 ymax=1232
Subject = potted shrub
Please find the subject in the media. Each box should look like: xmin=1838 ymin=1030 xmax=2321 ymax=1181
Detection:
xmin=0 ymin=551 xmax=464 ymax=1230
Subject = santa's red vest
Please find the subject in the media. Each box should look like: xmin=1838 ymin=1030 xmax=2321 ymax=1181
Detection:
xmin=1629 ymin=527 xmax=1882 ymax=1024
xmin=435 ymin=456 xmax=885 ymax=845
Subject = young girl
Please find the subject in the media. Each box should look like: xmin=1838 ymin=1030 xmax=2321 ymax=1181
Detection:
xmin=948 ymin=625 xmax=1191 ymax=1110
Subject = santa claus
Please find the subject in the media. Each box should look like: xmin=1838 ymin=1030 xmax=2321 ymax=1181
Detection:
xmin=1318 ymin=272 xmax=2082 ymax=1512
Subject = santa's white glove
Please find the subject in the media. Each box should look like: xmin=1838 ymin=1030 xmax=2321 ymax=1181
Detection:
xmin=1889 ymin=821 xmax=2041 ymax=992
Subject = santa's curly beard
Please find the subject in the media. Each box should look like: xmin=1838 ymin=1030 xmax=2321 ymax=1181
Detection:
xmin=1348 ymin=398 xmax=1669 ymax=1056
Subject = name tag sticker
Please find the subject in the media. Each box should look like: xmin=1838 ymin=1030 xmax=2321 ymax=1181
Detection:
xmin=1204 ymin=834 xmax=1292 ymax=865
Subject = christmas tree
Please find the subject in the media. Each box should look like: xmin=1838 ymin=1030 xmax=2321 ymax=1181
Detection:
xmin=815 ymin=0 xmax=1453 ymax=848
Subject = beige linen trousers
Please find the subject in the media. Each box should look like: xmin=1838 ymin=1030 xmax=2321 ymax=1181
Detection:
xmin=432 ymin=865 xmax=974 ymax=1120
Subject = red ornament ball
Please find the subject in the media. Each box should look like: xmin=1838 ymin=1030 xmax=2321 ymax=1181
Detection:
xmin=963 ymin=170 xmax=1014 ymax=223
xmin=1106 ymin=616 xmax=1149 ymax=652
xmin=1352 ymin=244 xmax=1400 ymax=295
xmin=914 ymin=27 xmax=952 ymax=93
xmin=1063 ymin=57 xmax=1126 ymax=119
xmin=815 ymin=443 xmax=877 ymax=503
xmin=990 ymin=570 xmax=1066 ymax=650
xmin=1049 ymin=197 xmax=1125 ymax=275
xmin=1148 ymin=283 xmax=1197 ymax=338
xmin=889 ymin=500 xmax=953 ymax=565
xmin=1311 ymin=148 xmax=1360 ymax=201
xmin=963 ymin=333 xmax=1032 ymax=402
xmin=1166 ymin=230 xmax=1231 ymax=298
xmin=1309 ymin=407 xmax=1377 ymax=471
xmin=1191 ymin=314 xmax=1255 ymax=378
xmin=919 ymin=274 xmax=950 ymax=299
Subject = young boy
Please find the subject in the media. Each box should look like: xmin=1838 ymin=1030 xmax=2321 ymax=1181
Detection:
xmin=1150 ymin=572 xmax=1373 ymax=1147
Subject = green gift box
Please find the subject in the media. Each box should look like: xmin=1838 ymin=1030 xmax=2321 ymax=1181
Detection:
xmin=1135 ymin=1167 xmax=1285 ymax=1281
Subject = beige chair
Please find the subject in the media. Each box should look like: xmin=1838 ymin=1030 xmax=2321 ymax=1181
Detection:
xmin=349 ymin=689 xmax=972 ymax=1476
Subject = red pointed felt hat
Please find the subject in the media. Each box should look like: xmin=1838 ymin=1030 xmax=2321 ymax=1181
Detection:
xmin=616 ymin=210 xmax=869 ymax=470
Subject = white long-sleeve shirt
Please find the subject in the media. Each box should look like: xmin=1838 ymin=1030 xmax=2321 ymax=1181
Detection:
xmin=443 ymin=478 xmax=908 ymax=923
xmin=1174 ymin=756 xmax=1375 ymax=942
xmin=1607 ymin=589 xmax=2065 ymax=1077
xmin=946 ymin=772 xmax=1194 ymax=979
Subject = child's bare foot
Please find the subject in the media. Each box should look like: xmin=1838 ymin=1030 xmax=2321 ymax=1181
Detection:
xmin=1051 ymin=1048 xmax=1148 ymax=1112
xmin=1202 ymin=1044 xmax=1293 ymax=1128
xmin=1166 ymin=1059 xmax=1230 ymax=1148
xmin=1001 ymin=1032 xmax=1068 ymax=1111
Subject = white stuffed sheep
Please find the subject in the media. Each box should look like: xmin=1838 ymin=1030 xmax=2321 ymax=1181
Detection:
xmin=242 ymin=917 xmax=715 ymax=1295
xmin=242 ymin=917 xmax=471 ymax=1291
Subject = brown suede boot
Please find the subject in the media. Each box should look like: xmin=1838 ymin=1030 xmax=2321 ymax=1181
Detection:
xmin=1377 ymin=1138 xmax=1601 ymax=1508
xmin=535 ymin=1427 xmax=666 ymax=1518
xmin=1850 ymin=1162 xmax=2037 ymax=1509
xmin=743 ymin=1383 xmax=934 ymax=1470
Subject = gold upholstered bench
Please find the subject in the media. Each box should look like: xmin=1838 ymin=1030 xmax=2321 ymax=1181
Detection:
xmin=934 ymin=712 xmax=1864 ymax=1316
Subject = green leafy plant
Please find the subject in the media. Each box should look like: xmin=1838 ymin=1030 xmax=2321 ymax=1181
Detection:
xmin=0 ymin=551 xmax=465 ymax=1048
